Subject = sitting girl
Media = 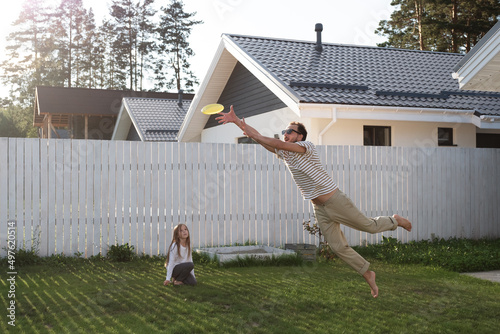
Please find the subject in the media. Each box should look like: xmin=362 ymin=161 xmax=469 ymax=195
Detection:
xmin=164 ymin=224 xmax=197 ymax=286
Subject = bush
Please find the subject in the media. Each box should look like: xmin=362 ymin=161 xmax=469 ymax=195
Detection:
xmin=107 ymin=243 xmax=135 ymax=262
xmin=354 ymin=237 xmax=500 ymax=272
xmin=11 ymin=247 xmax=41 ymax=266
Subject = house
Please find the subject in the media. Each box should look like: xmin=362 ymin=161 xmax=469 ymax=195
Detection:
xmin=178 ymin=24 xmax=500 ymax=148
xmin=33 ymin=86 xmax=191 ymax=140
xmin=453 ymin=20 xmax=500 ymax=148
xmin=111 ymin=92 xmax=193 ymax=141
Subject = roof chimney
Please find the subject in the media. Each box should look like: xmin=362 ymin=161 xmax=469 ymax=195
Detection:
xmin=315 ymin=23 xmax=323 ymax=52
xmin=177 ymin=89 xmax=183 ymax=107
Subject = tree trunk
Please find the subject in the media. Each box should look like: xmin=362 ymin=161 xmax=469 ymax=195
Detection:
xmin=451 ymin=0 xmax=458 ymax=53
xmin=415 ymin=0 xmax=425 ymax=50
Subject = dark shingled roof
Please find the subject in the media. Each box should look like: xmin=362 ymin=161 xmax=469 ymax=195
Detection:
xmin=34 ymin=86 xmax=194 ymax=126
xmin=123 ymin=97 xmax=190 ymax=141
xmin=227 ymin=34 xmax=500 ymax=116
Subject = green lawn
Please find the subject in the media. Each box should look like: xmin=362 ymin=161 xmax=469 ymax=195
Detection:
xmin=1 ymin=257 xmax=499 ymax=333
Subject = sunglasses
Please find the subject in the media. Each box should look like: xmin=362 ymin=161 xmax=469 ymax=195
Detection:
xmin=282 ymin=128 xmax=302 ymax=136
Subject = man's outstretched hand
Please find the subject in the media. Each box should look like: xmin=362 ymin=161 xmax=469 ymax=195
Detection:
xmin=215 ymin=105 xmax=239 ymax=125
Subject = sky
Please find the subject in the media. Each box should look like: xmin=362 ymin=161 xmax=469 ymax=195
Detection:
xmin=0 ymin=0 xmax=394 ymax=98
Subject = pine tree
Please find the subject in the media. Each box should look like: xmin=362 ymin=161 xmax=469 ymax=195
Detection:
xmin=1 ymin=0 xmax=53 ymax=105
xmin=79 ymin=8 xmax=98 ymax=88
xmin=136 ymin=0 xmax=156 ymax=91
xmin=155 ymin=0 xmax=202 ymax=92
xmin=52 ymin=0 xmax=87 ymax=87
xmin=376 ymin=0 xmax=500 ymax=53
xmin=110 ymin=0 xmax=137 ymax=90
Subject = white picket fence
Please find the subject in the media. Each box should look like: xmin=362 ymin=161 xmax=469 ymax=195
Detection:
xmin=0 ymin=138 xmax=499 ymax=257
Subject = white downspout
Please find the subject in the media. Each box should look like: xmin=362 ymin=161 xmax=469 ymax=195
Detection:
xmin=319 ymin=107 xmax=337 ymax=145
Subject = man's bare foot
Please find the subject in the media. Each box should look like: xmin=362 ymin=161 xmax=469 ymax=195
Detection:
xmin=173 ymin=280 xmax=184 ymax=285
xmin=393 ymin=214 xmax=412 ymax=232
xmin=363 ymin=270 xmax=379 ymax=298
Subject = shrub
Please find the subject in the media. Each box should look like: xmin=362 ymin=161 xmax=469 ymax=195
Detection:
xmin=354 ymin=237 xmax=500 ymax=272
xmin=12 ymin=247 xmax=41 ymax=266
xmin=107 ymin=243 xmax=135 ymax=262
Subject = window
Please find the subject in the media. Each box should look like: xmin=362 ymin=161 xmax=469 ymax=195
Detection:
xmin=363 ymin=126 xmax=391 ymax=146
xmin=438 ymin=128 xmax=454 ymax=146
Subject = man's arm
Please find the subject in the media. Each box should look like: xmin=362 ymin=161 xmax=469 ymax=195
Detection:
xmin=216 ymin=106 xmax=306 ymax=154
xmin=241 ymin=119 xmax=306 ymax=153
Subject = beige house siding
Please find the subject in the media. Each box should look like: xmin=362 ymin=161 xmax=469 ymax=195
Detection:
xmin=202 ymin=107 xmax=478 ymax=147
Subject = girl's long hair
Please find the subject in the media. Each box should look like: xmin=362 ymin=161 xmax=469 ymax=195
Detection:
xmin=164 ymin=224 xmax=191 ymax=267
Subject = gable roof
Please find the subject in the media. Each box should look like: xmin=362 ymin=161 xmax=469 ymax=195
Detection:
xmin=179 ymin=33 xmax=500 ymax=141
xmin=111 ymin=97 xmax=192 ymax=141
xmin=452 ymin=20 xmax=500 ymax=92
xmin=34 ymin=86 xmax=191 ymax=127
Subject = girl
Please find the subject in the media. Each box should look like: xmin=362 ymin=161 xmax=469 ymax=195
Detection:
xmin=164 ymin=224 xmax=197 ymax=286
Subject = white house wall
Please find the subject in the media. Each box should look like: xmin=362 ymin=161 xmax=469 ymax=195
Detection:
xmin=202 ymin=107 xmax=477 ymax=147
xmin=311 ymin=119 xmax=476 ymax=148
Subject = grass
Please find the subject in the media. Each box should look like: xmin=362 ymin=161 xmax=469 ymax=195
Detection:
xmin=1 ymin=240 xmax=499 ymax=333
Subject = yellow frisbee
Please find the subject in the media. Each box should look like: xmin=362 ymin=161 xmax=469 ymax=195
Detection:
xmin=201 ymin=103 xmax=224 ymax=115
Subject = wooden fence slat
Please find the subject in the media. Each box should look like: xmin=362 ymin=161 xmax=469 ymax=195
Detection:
xmin=100 ymin=141 xmax=110 ymax=255
xmin=171 ymin=143 xmax=179 ymax=236
xmin=70 ymin=141 xmax=79 ymax=254
xmin=77 ymin=140 xmax=86 ymax=255
xmin=157 ymin=143 xmax=166 ymax=253
xmin=234 ymin=143 xmax=243 ymax=244
xmin=205 ymin=143 xmax=215 ymax=247
xmin=128 ymin=143 xmax=137 ymax=248
xmin=14 ymin=140 xmax=23 ymax=249
xmin=53 ymin=140 xmax=63 ymax=254
xmin=144 ymin=142 xmax=152 ymax=255
xmin=107 ymin=141 xmax=117 ymax=248
xmin=93 ymin=140 xmax=102 ymax=255
xmin=136 ymin=142 xmax=145 ymax=254
xmin=117 ymin=141 xmax=126 ymax=245
xmin=84 ymin=141 xmax=94 ymax=256
xmin=0 ymin=139 xmax=9 ymax=257
xmin=184 ymin=143 xmax=194 ymax=246
xmin=151 ymin=142 xmax=159 ymax=255
xmin=63 ymin=140 xmax=72 ymax=255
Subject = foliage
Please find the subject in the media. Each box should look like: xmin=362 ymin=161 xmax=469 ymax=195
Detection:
xmin=376 ymin=0 xmax=500 ymax=53
xmin=107 ymin=243 xmax=136 ymax=262
xmin=9 ymin=247 xmax=41 ymax=266
xmin=155 ymin=0 xmax=203 ymax=92
xmin=354 ymin=236 xmax=500 ymax=272
xmin=0 ymin=0 xmax=203 ymax=123
xmin=191 ymin=249 xmax=220 ymax=266
xmin=0 ymin=103 xmax=38 ymax=137
xmin=302 ymin=218 xmax=336 ymax=261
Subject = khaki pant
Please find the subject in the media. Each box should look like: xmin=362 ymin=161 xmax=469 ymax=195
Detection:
xmin=313 ymin=190 xmax=397 ymax=275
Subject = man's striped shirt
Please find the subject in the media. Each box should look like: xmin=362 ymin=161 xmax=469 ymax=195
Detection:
xmin=275 ymin=141 xmax=337 ymax=200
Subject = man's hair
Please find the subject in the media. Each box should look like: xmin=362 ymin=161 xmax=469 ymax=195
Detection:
xmin=289 ymin=122 xmax=307 ymax=141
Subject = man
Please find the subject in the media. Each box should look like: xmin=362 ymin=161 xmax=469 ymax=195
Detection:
xmin=217 ymin=106 xmax=412 ymax=298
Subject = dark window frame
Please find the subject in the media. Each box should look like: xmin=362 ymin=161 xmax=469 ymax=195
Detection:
xmin=363 ymin=126 xmax=391 ymax=146
xmin=438 ymin=127 xmax=454 ymax=146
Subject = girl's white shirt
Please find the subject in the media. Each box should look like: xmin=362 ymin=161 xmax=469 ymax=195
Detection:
xmin=165 ymin=243 xmax=195 ymax=281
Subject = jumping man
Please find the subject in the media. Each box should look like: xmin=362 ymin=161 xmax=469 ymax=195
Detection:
xmin=216 ymin=106 xmax=412 ymax=298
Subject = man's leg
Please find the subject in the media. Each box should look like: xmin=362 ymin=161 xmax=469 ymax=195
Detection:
xmin=314 ymin=204 xmax=370 ymax=275
xmin=325 ymin=190 xmax=403 ymax=233
xmin=314 ymin=198 xmax=379 ymax=297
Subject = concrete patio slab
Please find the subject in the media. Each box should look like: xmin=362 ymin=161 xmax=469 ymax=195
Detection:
xmin=461 ymin=270 xmax=500 ymax=283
